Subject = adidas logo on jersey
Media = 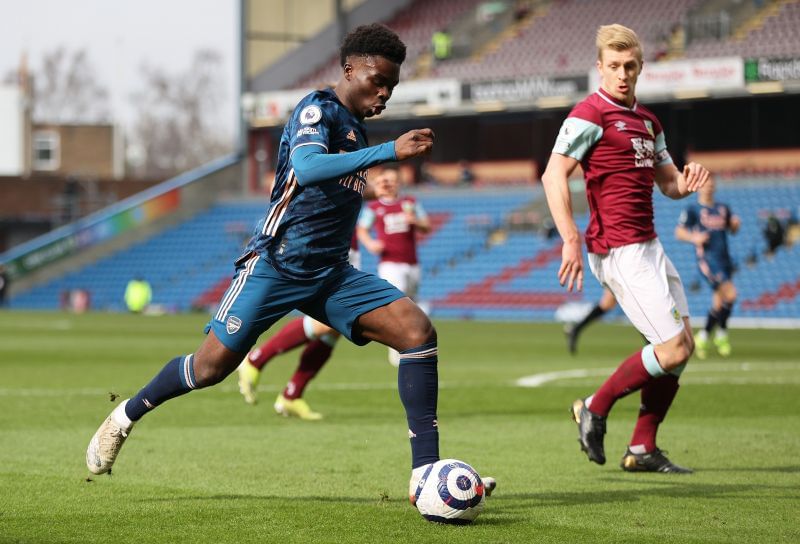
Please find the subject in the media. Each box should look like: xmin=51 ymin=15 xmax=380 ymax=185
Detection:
xmin=346 ymin=129 xmax=357 ymax=142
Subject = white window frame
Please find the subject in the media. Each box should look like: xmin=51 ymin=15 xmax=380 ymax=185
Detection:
xmin=33 ymin=130 xmax=60 ymax=171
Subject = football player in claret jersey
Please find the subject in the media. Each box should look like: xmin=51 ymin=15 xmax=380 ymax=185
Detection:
xmin=542 ymin=24 xmax=709 ymax=473
xmin=86 ymin=24 xmax=444 ymax=493
xmin=357 ymin=167 xmax=430 ymax=365
xmin=675 ymin=176 xmax=740 ymax=358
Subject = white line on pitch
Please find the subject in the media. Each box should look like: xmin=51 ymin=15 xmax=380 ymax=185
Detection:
xmin=0 ymin=380 xmax=494 ymax=397
xmin=515 ymin=361 xmax=800 ymax=388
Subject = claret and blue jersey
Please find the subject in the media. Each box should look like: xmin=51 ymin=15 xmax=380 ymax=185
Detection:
xmin=552 ymin=88 xmax=673 ymax=254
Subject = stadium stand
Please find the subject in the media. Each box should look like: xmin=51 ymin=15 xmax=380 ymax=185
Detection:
xmin=7 ymin=0 xmax=800 ymax=326
xmin=683 ymin=0 xmax=800 ymax=59
xmin=431 ymin=0 xmax=701 ymax=81
xmin=293 ymin=0 xmax=486 ymax=88
xmin=10 ymin=182 xmax=800 ymax=323
xmin=289 ymin=0 xmax=800 ymax=87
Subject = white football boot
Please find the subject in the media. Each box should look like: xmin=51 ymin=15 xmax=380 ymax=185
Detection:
xmin=86 ymin=400 xmax=134 ymax=475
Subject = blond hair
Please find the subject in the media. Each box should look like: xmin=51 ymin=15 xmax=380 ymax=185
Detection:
xmin=596 ymin=24 xmax=642 ymax=62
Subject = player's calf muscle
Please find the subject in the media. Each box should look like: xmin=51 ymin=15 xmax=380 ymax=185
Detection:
xmin=192 ymin=337 xmax=245 ymax=386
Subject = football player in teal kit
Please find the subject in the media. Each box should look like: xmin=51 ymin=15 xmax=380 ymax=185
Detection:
xmin=86 ymin=24 xmax=442 ymax=494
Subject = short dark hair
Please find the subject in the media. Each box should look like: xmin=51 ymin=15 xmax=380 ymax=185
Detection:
xmin=340 ymin=23 xmax=406 ymax=67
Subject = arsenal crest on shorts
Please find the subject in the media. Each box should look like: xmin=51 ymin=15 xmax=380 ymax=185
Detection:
xmin=226 ymin=315 xmax=242 ymax=334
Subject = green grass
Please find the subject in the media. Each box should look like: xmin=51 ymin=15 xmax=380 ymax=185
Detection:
xmin=1 ymin=311 xmax=799 ymax=543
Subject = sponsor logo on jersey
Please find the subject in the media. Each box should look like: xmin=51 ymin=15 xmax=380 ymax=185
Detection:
xmin=384 ymin=212 xmax=410 ymax=234
xmin=299 ymin=105 xmax=322 ymax=125
xmin=671 ymin=306 xmax=681 ymax=323
xmin=631 ymin=137 xmax=655 ymax=167
xmin=296 ymin=126 xmax=319 ymax=137
xmin=346 ymin=129 xmax=357 ymax=142
xmin=226 ymin=315 xmax=242 ymax=334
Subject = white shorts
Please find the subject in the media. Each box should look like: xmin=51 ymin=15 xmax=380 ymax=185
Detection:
xmin=588 ymin=238 xmax=689 ymax=345
xmin=348 ymin=249 xmax=361 ymax=270
xmin=378 ymin=261 xmax=420 ymax=299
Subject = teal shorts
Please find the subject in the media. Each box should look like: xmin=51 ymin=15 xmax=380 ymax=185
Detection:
xmin=205 ymin=253 xmax=404 ymax=353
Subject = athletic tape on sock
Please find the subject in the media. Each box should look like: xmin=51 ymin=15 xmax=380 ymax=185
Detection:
xmin=642 ymin=344 xmax=667 ymax=377
xmin=302 ymin=315 xmax=316 ymax=340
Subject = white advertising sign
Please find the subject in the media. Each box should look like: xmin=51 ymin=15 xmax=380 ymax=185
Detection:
xmin=588 ymin=57 xmax=744 ymax=97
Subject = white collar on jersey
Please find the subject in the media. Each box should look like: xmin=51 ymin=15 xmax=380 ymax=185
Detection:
xmin=596 ymin=87 xmax=638 ymax=112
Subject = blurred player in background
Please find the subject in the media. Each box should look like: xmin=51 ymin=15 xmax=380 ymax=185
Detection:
xmin=675 ymin=176 xmax=740 ymax=358
xmin=357 ymin=166 xmax=430 ymax=365
xmin=542 ymin=24 xmax=709 ymax=473
xmin=86 ymin=25 xmax=444 ymax=494
xmin=236 ymin=235 xmax=364 ymax=420
xmin=124 ymin=276 xmax=152 ymax=314
xmin=564 ymin=287 xmax=617 ymax=354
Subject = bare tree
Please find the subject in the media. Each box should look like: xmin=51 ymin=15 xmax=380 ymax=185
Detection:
xmin=128 ymin=49 xmax=232 ymax=178
xmin=32 ymin=47 xmax=111 ymax=124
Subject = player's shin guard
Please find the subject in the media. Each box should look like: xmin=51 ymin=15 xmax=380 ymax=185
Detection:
xmin=398 ymin=341 xmax=439 ymax=468
xmin=630 ymin=374 xmax=680 ymax=452
xmin=125 ymin=355 xmax=198 ymax=421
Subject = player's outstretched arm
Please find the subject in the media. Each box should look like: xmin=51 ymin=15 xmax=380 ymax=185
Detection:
xmin=656 ymin=162 xmax=710 ymax=199
xmin=541 ymin=153 xmax=583 ymax=292
xmin=292 ymin=142 xmax=396 ymax=186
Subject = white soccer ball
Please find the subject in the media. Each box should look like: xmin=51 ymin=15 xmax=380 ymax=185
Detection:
xmin=412 ymin=459 xmax=486 ymax=524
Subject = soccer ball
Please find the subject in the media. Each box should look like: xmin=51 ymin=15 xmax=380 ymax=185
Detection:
xmin=412 ymin=459 xmax=486 ymax=524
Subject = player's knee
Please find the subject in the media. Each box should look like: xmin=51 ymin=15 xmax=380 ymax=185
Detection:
xmin=658 ymin=339 xmax=692 ymax=370
xmin=405 ymin=319 xmax=436 ymax=348
xmin=192 ymin=357 xmax=233 ymax=387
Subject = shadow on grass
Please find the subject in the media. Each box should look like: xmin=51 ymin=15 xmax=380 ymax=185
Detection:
xmin=695 ymin=465 xmax=800 ymax=474
xmin=140 ymin=494 xmax=390 ymax=505
xmin=489 ymin=481 xmax=796 ymax=510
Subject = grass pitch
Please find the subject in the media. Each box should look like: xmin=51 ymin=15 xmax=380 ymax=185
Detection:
xmin=0 ymin=311 xmax=798 ymax=543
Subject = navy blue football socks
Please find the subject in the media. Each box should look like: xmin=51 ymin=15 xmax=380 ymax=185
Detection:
xmin=398 ymin=341 xmax=440 ymax=468
xmin=704 ymin=308 xmax=719 ymax=333
xmin=125 ymin=355 xmax=198 ymax=421
xmin=718 ymin=302 xmax=734 ymax=330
